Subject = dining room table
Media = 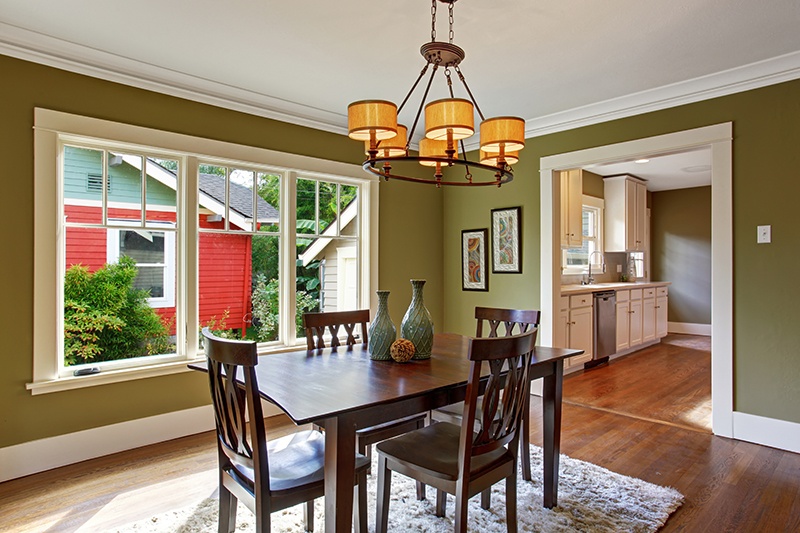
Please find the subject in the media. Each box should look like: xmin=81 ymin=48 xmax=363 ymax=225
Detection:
xmin=191 ymin=332 xmax=582 ymax=533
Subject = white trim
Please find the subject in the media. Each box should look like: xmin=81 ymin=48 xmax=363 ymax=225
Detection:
xmin=3 ymin=22 xmax=799 ymax=145
xmin=732 ymin=412 xmax=800 ymax=454
xmin=668 ymin=322 xmax=712 ymax=336
xmin=540 ymin=123 xmax=735 ymax=439
xmin=0 ymin=405 xmax=215 ymax=482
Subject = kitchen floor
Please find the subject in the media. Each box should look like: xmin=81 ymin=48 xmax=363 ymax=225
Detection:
xmin=561 ymin=333 xmax=712 ymax=433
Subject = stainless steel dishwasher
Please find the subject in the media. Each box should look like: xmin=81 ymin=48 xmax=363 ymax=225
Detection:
xmin=588 ymin=290 xmax=616 ymax=369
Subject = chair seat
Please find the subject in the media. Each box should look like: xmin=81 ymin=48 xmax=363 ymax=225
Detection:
xmin=375 ymin=422 xmax=512 ymax=482
xmin=232 ymin=430 xmax=371 ymax=493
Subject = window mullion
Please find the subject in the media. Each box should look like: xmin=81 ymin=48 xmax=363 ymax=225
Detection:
xmin=184 ymin=156 xmax=199 ymax=358
xmin=283 ymin=171 xmax=297 ymax=347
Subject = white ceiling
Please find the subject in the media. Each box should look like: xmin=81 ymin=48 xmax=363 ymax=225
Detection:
xmin=1 ymin=0 xmax=798 ymax=188
xmin=586 ymin=148 xmax=713 ymax=192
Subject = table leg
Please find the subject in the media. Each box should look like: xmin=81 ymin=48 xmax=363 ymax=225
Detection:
xmin=541 ymin=360 xmax=564 ymax=509
xmin=324 ymin=416 xmax=357 ymax=533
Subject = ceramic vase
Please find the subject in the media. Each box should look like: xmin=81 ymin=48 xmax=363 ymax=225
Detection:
xmin=401 ymin=279 xmax=434 ymax=359
xmin=368 ymin=290 xmax=396 ymax=360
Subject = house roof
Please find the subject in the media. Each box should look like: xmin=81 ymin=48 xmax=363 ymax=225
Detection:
xmin=199 ymin=173 xmax=279 ymax=223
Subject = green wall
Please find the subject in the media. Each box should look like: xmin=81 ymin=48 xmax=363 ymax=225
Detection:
xmin=0 ymin=54 xmax=443 ymax=448
xmin=651 ymin=186 xmax=712 ymax=325
xmin=443 ymin=78 xmax=800 ymax=424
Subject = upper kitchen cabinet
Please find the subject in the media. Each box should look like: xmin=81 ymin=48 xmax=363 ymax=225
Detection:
xmin=604 ymin=175 xmax=647 ymax=252
xmin=560 ymin=169 xmax=583 ymax=248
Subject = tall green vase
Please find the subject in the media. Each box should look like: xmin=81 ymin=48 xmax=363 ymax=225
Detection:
xmin=368 ymin=290 xmax=396 ymax=360
xmin=401 ymin=279 xmax=434 ymax=359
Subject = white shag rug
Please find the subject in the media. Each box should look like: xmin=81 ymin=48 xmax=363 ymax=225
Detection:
xmin=115 ymin=445 xmax=682 ymax=532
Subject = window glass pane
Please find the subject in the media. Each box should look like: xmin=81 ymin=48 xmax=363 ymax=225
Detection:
xmin=319 ymin=182 xmax=337 ymax=234
xmin=198 ymin=165 xmax=229 ymax=230
xmin=145 ymin=158 xmax=178 ymax=228
xmin=250 ymin=234 xmax=281 ymax=342
xmin=296 ymin=178 xmax=317 ymax=234
xmin=228 ymin=169 xmax=255 ymax=232
xmin=119 ymin=229 xmax=166 ymax=298
xmin=63 ymin=145 xmax=103 ymax=224
xmin=339 ymin=185 xmax=359 ymax=237
xmin=63 ymin=227 xmax=175 ymax=366
xmin=296 ymin=232 xmax=321 ymax=338
xmin=108 ymin=152 xmax=142 ymax=222
xmin=198 ymin=232 xmax=251 ymax=338
xmin=256 ymin=172 xmax=281 ymax=232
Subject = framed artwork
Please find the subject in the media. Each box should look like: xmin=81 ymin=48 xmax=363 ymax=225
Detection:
xmin=491 ymin=206 xmax=521 ymax=273
xmin=461 ymin=228 xmax=489 ymax=291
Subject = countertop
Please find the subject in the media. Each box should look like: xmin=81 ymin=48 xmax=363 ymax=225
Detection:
xmin=560 ymin=281 xmax=671 ymax=295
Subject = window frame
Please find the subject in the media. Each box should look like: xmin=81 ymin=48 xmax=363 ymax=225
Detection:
xmin=562 ymin=195 xmax=605 ymax=275
xmin=30 ymin=108 xmax=378 ymax=394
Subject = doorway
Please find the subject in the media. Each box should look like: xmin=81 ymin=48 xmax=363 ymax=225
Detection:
xmin=538 ymin=123 xmax=733 ymax=437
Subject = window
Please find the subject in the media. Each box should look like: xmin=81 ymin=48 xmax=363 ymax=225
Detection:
xmin=562 ymin=196 xmax=604 ymax=275
xmin=31 ymin=109 xmax=377 ymax=393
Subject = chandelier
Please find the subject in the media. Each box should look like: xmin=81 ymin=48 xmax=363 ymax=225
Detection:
xmin=347 ymin=0 xmax=525 ymax=187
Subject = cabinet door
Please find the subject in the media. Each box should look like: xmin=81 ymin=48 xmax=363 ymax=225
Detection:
xmin=656 ymin=296 xmax=668 ymax=338
xmin=629 ymin=298 xmax=643 ymax=346
xmin=634 ymin=180 xmax=647 ymax=250
xmin=624 ymin=179 xmax=638 ymax=251
xmin=642 ymin=297 xmax=656 ymax=343
xmin=616 ymin=300 xmax=630 ymax=351
xmin=569 ymin=305 xmax=593 ymax=361
xmin=555 ymin=308 xmax=569 ymax=348
xmin=567 ymin=170 xmax=583 ymax=248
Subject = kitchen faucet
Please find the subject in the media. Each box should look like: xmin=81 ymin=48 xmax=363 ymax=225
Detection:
xmin=583 ymin=251 xmax=606 ymax=285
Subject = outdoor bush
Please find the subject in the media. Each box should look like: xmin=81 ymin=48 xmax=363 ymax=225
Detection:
xmin=63 ymin=256 xmax=174 ymax=365
xmin=251 ymin=275 xmax=317 ymax=342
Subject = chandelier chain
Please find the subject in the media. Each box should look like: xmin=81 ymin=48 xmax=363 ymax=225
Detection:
xmin=431 ymin=0 xmax=437 ymax=42
xmin=449 ymin=1 xmax=455 ymax=43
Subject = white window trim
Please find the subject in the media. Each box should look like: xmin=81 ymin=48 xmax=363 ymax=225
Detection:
xmin=107 ymin=222 xmax=176 ymax=308
xmin=561 ymin=195 xmax=604 ymax=275
xmin=30 ymin=108 xmax=378 ymax=394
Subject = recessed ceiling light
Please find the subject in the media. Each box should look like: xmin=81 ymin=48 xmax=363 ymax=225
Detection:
xmin=634 ymin=159 xmax=650 ymax=164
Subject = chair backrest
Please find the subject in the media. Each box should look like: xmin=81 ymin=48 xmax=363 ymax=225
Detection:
xmin=302 ymin=310 xmax=370 ymax=350
xmin=475 ymin=307 xmax=541 ymax=338
xmin=202 ymin=327 xmax=269 ymax=489
xmin=459 ymin=327 xmax=538 ymax=468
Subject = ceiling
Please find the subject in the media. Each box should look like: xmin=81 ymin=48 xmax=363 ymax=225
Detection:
xmin=1 ymin=0 xmax=798 ymax=189
xmin=586 ymin=148 xmax=713 ymax=192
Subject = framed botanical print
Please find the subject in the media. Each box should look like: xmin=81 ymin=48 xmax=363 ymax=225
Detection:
xmin=461 ymin=228 xmax=489 ymax=291
xmin=491 ymin=206 xmax=521 ymax=273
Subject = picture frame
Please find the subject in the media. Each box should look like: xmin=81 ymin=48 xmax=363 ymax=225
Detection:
xmin=461 ymin=228 xmax=489 ymax=291
xmin=491 ymin=206 xmax=522 ymax=274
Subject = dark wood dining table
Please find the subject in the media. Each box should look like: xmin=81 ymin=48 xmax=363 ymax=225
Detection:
xmin=192 ymin=332 xmax=582 ymax=533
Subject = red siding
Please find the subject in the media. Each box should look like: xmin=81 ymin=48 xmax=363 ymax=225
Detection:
xmin=64 ymin=205 xmax=251 ymax=335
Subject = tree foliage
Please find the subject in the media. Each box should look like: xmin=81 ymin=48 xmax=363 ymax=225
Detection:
xmin=63 ymin=256 xmax=173 ymax=365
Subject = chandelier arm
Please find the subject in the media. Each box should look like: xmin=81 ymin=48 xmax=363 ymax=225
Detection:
xmin=455 ymin=66 xmax=486 ymax=121
xmin=397 ymin=63 xmax=430 ymax=115
xmin=407 ymin=63 xmax=440 ymax=149
xmin=364 ymin=156 xmax=512 ymax=186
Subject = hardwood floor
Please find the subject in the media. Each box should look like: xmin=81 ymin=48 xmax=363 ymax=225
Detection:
xmin=1 ymin=334 xmax=798 ymax=532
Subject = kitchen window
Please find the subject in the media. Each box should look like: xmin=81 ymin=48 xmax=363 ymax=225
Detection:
xmin=30 ymin=108 xmax=377 ymax=393
xmin=562 ymin=195 xmax=604 ymax=275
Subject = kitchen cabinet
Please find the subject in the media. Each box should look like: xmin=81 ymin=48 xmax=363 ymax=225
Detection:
xmin=642 ymin=287 xmax=656 ymax=343
xmin=628 ymin=289 xmax=643 ymax=346
xmin=604 ymin=175 xmax=647 ymax=252
xmin=615 ymin=290 xmax=630 ymax=351
xmin=560 ymin=169 xmax=583 ymax=249
xmin=556 ymin=294 xmax=593 ymax=369
xmin=656 ymin=286 xmax=668 ymax=338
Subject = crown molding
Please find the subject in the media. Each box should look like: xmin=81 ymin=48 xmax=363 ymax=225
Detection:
xmin=3 ymin=22 xmax=800 ymax=146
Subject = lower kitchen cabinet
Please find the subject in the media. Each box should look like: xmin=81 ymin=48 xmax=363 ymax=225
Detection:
xmin=556 ymin=295 xmax=593 ymax=370
xmin=656 ymin=287 xmax=668 ymax=338
xmin=642 ymin=288 xmax=656 ymax=343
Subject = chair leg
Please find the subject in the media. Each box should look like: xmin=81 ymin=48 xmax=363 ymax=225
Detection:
xmin=435 ymin=489 xmax=447 ymax=517
xmin=454 ymin=483 xmax=469 ymax=533
xmin=415 ymin=417 xmax=427 ymax=499
xmin=376 ymin=455 xmax=392 ymax=533
xmin=354 ymin=470 xmax=368 ymax=533
xmin=303 ymin=499 xmax=314 ymax=533
xmin=521 ymin=402 xmax=532 ymax=481
xmin=506 ymin=472 xmax=518 ymax=533
xmin=218 ymin=485 xmax=237 ymax=533
xmin=480 ymin=487 xmax=491 ymax=510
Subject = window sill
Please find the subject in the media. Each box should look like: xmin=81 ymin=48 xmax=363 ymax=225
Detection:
xmin=26 ymin=358 xmax=205 ymax=395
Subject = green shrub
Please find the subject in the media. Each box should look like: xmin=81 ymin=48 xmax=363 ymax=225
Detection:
xmin=251 ymin=275 xmax=317 ymax=342
xmin=63 ymin=256 xmax=174 ymax=365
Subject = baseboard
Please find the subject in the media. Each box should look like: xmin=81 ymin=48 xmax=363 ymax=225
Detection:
xmin=732 ymin=411 xmax=800 ymax=454
xmin=0 ymin=400 xmax=283 ymax=483
xmin=668 ymin=322 xmax=712 ymax=336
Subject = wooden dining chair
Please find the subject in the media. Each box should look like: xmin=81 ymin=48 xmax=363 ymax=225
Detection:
xmin=302 ymin=310 xmax=428 ymax=498
xmin=431 ymin=307 xmax=541 ymax=481
xmin=375 ymin=328 xmax=538 ymax=533
xmin=201 ymin=327 xmax=370 ymax=533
